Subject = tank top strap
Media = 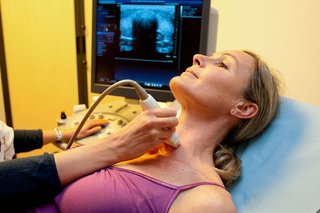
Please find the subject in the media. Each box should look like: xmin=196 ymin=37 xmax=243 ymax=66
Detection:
xmin=178 ymin=182 xmax=226 ymax=192
xmin=164 ymin=181 xmax=227 ymax=213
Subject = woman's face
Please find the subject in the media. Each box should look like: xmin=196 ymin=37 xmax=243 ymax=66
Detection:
xmin=170 ymin=50 xmax=256 ymax=113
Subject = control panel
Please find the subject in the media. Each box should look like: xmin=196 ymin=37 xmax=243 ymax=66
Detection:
xmin=54 ymin=98 xmax=142 ymax=149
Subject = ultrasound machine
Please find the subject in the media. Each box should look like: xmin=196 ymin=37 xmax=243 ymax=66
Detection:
xmin=55 ymin=0 xmax=218 ymax=149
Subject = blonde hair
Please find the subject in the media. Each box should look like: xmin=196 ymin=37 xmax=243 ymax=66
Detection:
xmin=214 ymin=50 xmax=281 ymax=187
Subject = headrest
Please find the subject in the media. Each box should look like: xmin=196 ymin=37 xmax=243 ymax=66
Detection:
xmin=229 ymin=97 xmax=320 ymax=213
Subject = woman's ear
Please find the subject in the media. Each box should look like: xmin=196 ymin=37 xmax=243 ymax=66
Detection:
xmin=230 ymin=101 xmax=258 ymax=119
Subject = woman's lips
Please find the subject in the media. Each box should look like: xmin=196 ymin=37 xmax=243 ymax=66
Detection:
xmin=185 ymin=68 xmax=198 ymax=79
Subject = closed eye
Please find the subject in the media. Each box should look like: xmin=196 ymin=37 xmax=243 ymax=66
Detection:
xmin=217 ymin=62 xmax=228 ymax=69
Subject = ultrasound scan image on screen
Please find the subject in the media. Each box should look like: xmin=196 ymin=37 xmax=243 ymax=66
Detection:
xmin=119 ymin=5 xmax=175 ymax=56
xmin=92 ymin=0 xmax=211 ymax=101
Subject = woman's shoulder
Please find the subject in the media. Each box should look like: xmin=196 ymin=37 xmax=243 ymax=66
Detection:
xmin=194 ymin=185 xmax=237 ymax=212
xmin=170 ymin=184 xmax=237 ymax=213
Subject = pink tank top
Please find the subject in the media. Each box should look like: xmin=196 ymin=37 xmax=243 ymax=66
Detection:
xmin=33 ymin=166 xmax=225 ymax=213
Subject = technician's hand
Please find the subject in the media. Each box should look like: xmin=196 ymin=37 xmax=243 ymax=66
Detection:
xmin=62 ymin=119 xmax=109 ymax=140
xmin=104 ymin=107 xmax=178 ymax=162
xmin=43 ymin=120 xmax=108 ymax=145
xmin=75 ymin=119 xmax=109 ymax=139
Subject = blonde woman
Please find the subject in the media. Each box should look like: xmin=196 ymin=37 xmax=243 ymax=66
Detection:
xmin=33 ymin=50 xmax=280 ymax=213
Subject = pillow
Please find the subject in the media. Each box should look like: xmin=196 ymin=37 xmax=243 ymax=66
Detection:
xmin=229 ymin=97 xmax=320 ymax=213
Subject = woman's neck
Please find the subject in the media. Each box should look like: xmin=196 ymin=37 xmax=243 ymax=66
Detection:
xmin=166 ymin=111 xmax=234 ymax=168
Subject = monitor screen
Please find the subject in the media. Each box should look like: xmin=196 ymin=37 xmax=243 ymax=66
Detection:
xmin=91 ymin=0 xmax=212 ymax=102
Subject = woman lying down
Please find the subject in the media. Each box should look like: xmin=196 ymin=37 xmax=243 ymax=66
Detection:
xmin=31 ymin=50 xmax=280 ymax=213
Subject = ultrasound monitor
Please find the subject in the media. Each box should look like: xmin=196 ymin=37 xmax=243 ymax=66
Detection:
xmin=91 ymin=0 xmax=213 ymax=102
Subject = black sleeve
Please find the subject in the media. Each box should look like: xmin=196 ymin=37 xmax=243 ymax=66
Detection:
xmin=13 ymin=129 xmax=43 ymax=153
xmin=0 ymin=153 xmax=62 ymax=211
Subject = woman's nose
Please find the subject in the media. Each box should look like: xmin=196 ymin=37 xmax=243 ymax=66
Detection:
xmin=193 ymin=54 xmax=206 ymax=67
